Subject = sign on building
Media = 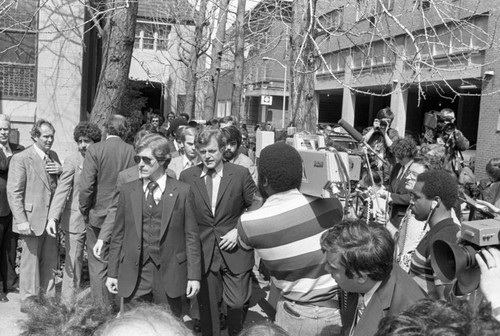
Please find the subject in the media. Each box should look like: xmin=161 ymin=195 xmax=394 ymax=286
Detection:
xmin=261 ymin=95 xmax=273 ymax=106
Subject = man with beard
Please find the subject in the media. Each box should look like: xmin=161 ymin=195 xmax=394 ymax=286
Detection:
xmin=238 ymin=143 xmax=344 ymax=336
xmin=220 ymin=126 xmax=257 ymax=184
xmin=408 ymin=170 xmax=460 ymax=300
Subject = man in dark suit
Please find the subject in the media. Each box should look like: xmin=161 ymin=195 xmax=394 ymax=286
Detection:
xmin=79 ymin=114 xmax=136 ymax=304
xmin=7 ymin=119 xmax=62 ymax=311
xmin=385 ymin=138 xmax=418 ymax=231
xmin=106 ymin=133 xmax=201 ymax=316
xmin=321 ymin=219 xmax=425 ymax=336
xmin=179 ymin=128 xmax=256 ymax=336
xmin=0 ymin=115 xmax=24 ymax=302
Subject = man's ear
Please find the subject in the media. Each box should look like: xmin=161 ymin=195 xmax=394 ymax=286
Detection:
xmin=355 ymin=271 xmax=369 ymax=284
xmin=262 ymin=176 xmax=269 ymax=188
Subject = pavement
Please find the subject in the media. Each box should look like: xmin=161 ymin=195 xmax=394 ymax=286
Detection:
xmin=0 ymin=279 xmax=272 ymax=336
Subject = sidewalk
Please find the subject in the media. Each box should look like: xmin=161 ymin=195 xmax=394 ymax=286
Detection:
xmin=0 ymin=292 xmax=25 ymax=336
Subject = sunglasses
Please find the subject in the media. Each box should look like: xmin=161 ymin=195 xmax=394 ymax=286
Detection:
xmin=134 ymin=155 xmax=156 ymax=165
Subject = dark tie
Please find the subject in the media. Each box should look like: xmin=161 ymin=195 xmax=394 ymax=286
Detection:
xmin=205 ymin=169 xmax=216 ymax=207
xmin=44 ymin=155 xmax=57 ymax=192
xmin=147 ymin=181 xmax=159 ymax=208
xmin=349 ymin=295 xmax=366 ymax=336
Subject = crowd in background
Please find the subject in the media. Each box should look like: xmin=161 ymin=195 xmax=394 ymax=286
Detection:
xmin=0 ymin=107 xmax=499 ymax=336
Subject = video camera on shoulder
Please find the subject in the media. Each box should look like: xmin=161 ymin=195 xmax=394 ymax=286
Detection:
xmin=431 ymin=219 xmax=500 ymax=294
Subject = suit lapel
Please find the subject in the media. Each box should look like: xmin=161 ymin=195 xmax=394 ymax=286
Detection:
xmin=131 ymin=180 xmax=143 ymax=239
xmin=216 ymin=164 xmax=232 ymax=209
xmin=160 ymin=179 xmax=178 ymax=238
xmin=29 ymin=147 xmax=51 ymax=191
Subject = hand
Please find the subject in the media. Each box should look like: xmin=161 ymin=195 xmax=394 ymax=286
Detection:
xmin=46 ymin=161 xmax=62 ymax=175
xmin=475 ymin=247 xmax=500 ymax=309
xmin=186 ymin=280 xmax=200 ymax=298
xmin=93 ymin=239 xmax=104 ymax=259
xmin=219 ymin=228 xmax=238 ymax=251
xmin=475 ymin=199 xmax=500 ymax=214
xmin=106 ymin=277 xmax=118 ymax=294
xmin=375 ymin=209 xmax=387 ymax=225
xmin=17 ymin=222 xmax=32 ymax=235
xmin=46 ymin=218 xmax=58 ymax=237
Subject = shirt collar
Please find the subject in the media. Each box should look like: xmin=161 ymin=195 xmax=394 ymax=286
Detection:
xmin=363 ymin=280 xmax=382 ymax=307
xmin=182 ymin=154 xmax=198 ymax=168
xmin=106 ymin=135 xmax=120 ymax=140
xmin=200 ymin=162 xmax=223 ymax=178
xmin=142 ymin=173 xmax=167 ymax=193
xmin=0 ymin=142 xmax=11 ymax=152
xmin=33 ymin=144 xmax=48 ymax=160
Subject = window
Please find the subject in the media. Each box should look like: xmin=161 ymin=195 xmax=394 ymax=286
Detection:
xmin=134 ymin=21 xmax=172 ymax=51
xmin=0 ymin=0 xmax=38 ymax=101
xmin=319 ymin=7 xmax=344 ymax=30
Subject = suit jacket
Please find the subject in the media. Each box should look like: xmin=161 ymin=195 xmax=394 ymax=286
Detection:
xmin=47 ymin=152 xmax=85 ymax=233
xmin=340 ymin=265 xmax=426 ymax=336
xmin=107 ymin=178 xmax=202 ymax=299
xmin=388 ymin=163 xmax=412 ymax=225
xmin=79 ymin=137 xmax=136 ymax=228
xmin=7 ymin=146 xmax=61 ymax=236
xmin=179 ymin=162 xmax=256 ymax=274
xmin=169 ymin=155 xmax=199 ymax=179
xmin=0 ymin=143 xmax=24 ymax=216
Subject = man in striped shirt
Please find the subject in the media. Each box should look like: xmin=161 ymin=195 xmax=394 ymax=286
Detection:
xmin=408 ymin=170 xmax=460 ymax=299
xmin=238 ymin=143 xmax=344 ymax=336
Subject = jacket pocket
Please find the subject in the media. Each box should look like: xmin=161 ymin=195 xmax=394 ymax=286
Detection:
xmin=176 ymin=251 xmax=187 ymax=264
xmin=24 ymin=203 xmax=33 ymax=212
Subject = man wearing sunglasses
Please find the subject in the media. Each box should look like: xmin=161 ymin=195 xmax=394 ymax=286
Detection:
xmin=79 ymin=114 xmax=136 ymax=305
xmin=106 ymin=133 xmax=201 ymax=315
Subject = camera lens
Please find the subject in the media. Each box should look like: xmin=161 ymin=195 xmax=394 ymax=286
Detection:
xmin=431 ymin=240 xmax=478 ymax=281
xmin=380 ymin=120 xmax=388 ymax=127
xmin=444 ymin=123 xmax=455 ymax=132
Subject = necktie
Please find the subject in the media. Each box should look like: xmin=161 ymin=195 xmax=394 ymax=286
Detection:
xmin=205 ymin=169 xmax=216 ymax=208
xmin=44 ymin=155 xmax=57 ymax=192
xmin=349 ymin=295 xmax=366 ymax=336
xmin=147 ymin=181 xmax=159 ymax=208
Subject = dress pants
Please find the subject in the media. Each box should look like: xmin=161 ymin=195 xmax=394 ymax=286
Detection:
xmin=85 ymin=224 xmax=112 ymax=305
xmin=124 ymin=258 xmax=182 ymax=317
xmin=61 ymin=230 xmax=86 ymax=302
xmin=198 ymin=246 xmax=252 ymax=336
xmin=0 ymin=214 xmax=18 ymax=291
xmin=19 ymin=232 xmax=57 ymax=301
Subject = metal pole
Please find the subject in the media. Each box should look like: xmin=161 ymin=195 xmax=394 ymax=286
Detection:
xmin=282 ymin=66 xmax=286 ymax=128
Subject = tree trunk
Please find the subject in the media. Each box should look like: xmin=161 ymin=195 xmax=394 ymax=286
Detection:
xmin=183 ymin=0 xmax=208 ymax=119
xmin=290 ymin=0 xmax=318 ymax=132
xmin=231 ymin=0 xmax=246 ymax=122
xmin=90 ymin=0 xmax=138 ymax=128
xmin=203 ymin=0 xmax=230 ymax=120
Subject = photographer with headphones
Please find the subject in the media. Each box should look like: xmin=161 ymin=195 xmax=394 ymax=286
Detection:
xmin=407 ymin=170 xmax=460 ymax=300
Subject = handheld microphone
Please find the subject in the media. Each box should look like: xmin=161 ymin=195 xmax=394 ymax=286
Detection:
xmin=337 ymin=119 xmax=364 ymax=142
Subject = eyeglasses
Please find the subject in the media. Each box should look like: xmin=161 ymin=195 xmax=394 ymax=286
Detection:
xmin=134 ymin=155 xmax=156 ymax=165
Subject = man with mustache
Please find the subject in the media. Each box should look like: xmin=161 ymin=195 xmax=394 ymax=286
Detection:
xmin=220 ymin=126 xmax=257 ymax=184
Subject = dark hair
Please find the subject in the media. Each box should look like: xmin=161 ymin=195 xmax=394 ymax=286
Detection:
xmin=207 ymin=118 xmax=220 ymax=128
xmin=179 ymin=113 xmax=190 ymax=122
xmin=167 ymin=112 xmax=176 ymax=119
xmin=30 ymin=119 xmax=55 ymax=138
xmin=416 ymin=170 xmax=458 ymax=210
xmin=135 ymin=133 xmax=171 ymax=168
xmin=376 ymin=107 xmax=394 ymax=122
xmin=73 ymin=122 xmax=102 ymax=143
xmin=393 ymin=138 xmax=418 ymax=160
xmin=104 ymin=114 xmax=128 ymax=139
xmin=258 ymin=143 xmax=302 ymax=193
xmin=375 ymin=298 xmax=500 ymax=336
xmin=238 ymin=321 xmax=290 ymax=336
xmin=486 ymin=158 xmax=500 ymax=182
xmin=195 ymin=128 xmax=225 ymax=149
xmin=167 ymin=118 xmax=188 ymax=138
xmin=220 ymin=125 xmax=242 ymax=149
xmin=320 ymin=219 xmax=394 ymax=281
xmin=220 ymin=115 xmax=235 ymax=125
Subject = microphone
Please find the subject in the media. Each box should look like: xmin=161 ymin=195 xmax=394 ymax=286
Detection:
xmin=337 ymin=119 xmax=364 ymax=142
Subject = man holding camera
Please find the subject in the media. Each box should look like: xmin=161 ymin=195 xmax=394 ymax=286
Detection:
xmin=408 ymin=170 xmax=460 ymax=300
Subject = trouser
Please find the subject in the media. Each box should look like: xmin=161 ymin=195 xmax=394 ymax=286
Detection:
xmin=198 ymin=252 xmax=252 ymax=336
xmin=124 ymin=258 xmax=182 ymax=317
xmin=61 ymin=230 xmax=86 ymax=302
xmin=85 ymin=224 xmax=112 ymax=305
xmin=275 ymin=298 xmax=342 ymax=336
xmin=0 ymin=214 xmax=18 ymax=291
xmin=19 ymin=232 xmax=57 ymax=301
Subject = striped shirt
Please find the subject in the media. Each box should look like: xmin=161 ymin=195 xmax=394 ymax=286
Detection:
xmin=409 ymin=217 xmax=459 ymax=298
xmin=238 ymin=188 xmax=343 ymax=303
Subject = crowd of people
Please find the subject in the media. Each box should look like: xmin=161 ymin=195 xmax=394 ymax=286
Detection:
xmin=0 ymin=108 xmax=499 ymax=336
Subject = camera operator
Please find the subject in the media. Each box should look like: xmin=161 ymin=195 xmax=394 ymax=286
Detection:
xmin=408 ymin=170 xmax=460 ymax=300
xmin=426 ymin=108 xmax=470 ymax=177
xmin=363 ymin=107 xmax=400 ymax=183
